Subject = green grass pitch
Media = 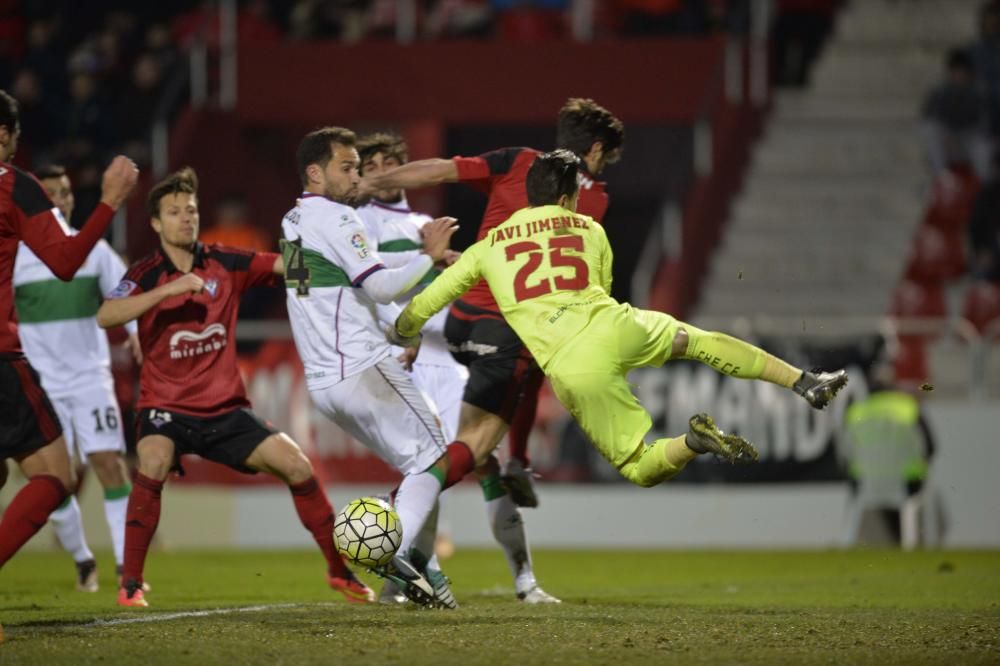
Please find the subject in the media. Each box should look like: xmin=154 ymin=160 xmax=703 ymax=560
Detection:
xmin=1 ymin=549 xmax=998 ymax=664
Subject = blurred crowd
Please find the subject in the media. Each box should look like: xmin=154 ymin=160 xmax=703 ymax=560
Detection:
xmin=0 ymin=0 xmax=837 ymax=236
xmin=0 ymin=1 xmax=186 ymax=229
xmin=920 ymin=1 xmax=1000 ymax=284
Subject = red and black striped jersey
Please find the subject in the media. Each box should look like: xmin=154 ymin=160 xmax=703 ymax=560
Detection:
xmin=451 ymin=147 xmax=609 ymax=313
xmin=109 ymin=243 xmax=280 ymax=417
xmin=0 ymin=161 xmax=114 ymax=353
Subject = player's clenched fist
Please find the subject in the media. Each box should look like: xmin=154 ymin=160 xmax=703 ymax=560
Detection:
xmin=165 ymin=272 xmax=204 ymax=296
xmin=420 ymin=217 xmax=458 ymax=262
xmin=100 ymin=155 xmax=139 ymax=210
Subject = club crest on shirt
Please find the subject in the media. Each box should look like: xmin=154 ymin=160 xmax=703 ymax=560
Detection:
xmin=149 ymin=409 xmax=172 ymax=428
xmin=204 ymin=278 xmax=219 ymax=297
xmin=350 ymin=233 xmax=370 ymax=259
xmin=108 ymin=279 xmax=138 ymax=299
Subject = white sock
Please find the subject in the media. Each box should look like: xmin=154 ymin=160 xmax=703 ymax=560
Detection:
xmin=50 ymin=496 xmax=95 ymax=563
xmin=394 ymin=472 xmax=442 ymax=557
xmin=487 ymin=494 xmax=536 ymax=593
xmin=410 ymin=499 xmax=439 ymax=568
xmin=103 ymin=485 xmax=130 ymax=567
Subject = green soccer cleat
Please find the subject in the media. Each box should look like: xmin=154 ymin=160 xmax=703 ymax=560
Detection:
xmin=686 ymin=413 xmax=759 ymax=464
xmin=793 ymin=369 xmax=849 ymax=409
xmin=370 ymin=555 xmax=437 ymax=608
xmin=409 ymin=549 xmax=458 ymax=609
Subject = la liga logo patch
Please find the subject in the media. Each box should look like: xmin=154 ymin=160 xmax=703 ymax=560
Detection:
xmin=350 ymin=233 xmax=370 ymax=259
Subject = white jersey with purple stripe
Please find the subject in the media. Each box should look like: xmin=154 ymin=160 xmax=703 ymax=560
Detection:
xmin=356 ymin=197 xmax=454 ymax=368
xmin=281 ymin=193 xmax=392 ymax=390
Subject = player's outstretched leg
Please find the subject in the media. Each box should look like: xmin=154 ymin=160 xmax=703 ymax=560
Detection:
xmin=675 ymin=324 xmax=848 ymax=409
xmin=0 ymin=439 xmax=72 ymax=570
xmin=502 ymin=367 xmax=545 ymax=508
xmin=87 ymin=451 xmax=132 ymax=587
xmin=615 ymin=416 xmax=758 ymax=488
xmin=398 ymin=499 xmax=458 ymax=609
xmin=245 ymin=433 xmax=375 ymax=603
xmin=478 ymin=455 xmax=560 ymax=604
xmin=685 ymin=414 xmax=759 ymax=463
xmin=792 ymin=369 xmax=849 ymax=409
xmin=118 ymin=471 xmax=162 ymax=608
xmin=49 ymin=495 xmax=98 ymax=591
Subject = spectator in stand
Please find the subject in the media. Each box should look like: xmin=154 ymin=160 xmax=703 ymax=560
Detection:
xmin=62 ymin=71 xmax=115 ymax=163
xmin=968 ymin=152 xmax=1000 ymax=281
xmin=920 ymin=48 xmax=992 ymax=190
xmin=173 ymin=0 xmax=281 ymax=49
xmin=199 ymin=194 xmax=271 ymax=252
xmin=969 ymin=1 xmax=1000 ymax=135
xmin=424 ymin=0 xmax=494 ymax=39
xmin=286 ymin=0 xmax=370 ymax=42
xmin=200 ymin=194 xmax=275 ymax=320
xmin=114 ymin=52 xmax=165 ymax=166
xmin=771 ymin=0 xmax=839 ymax=87
xmin=615 ymin=0 xmax=712 ymax=37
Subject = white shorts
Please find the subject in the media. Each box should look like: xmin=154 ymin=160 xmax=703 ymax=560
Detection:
xmin=410 ymin=362 xmax=467 ymax=443
xmin=51 ymin=379 xmax=125 ymax=459
xmin=310 ymin=358 xmax=447 ymax=475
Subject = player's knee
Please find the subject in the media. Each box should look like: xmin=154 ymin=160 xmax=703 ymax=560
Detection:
xmin=283 ymin=450 xmax=314 ymax=485
xmin=90 ymin=452 xmax=125 ymax=486
xmin=672 ymin=327 xmax=690 ymax=358
xmin=617 ymin=451 xmax=662 ymax=489
xmin=137 ymin=451 xmax=172 ymax=480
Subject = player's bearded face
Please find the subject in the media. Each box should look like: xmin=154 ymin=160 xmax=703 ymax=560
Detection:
xmin=322 ymin=143 xmax=362 ymax=205
xmin=360 ymin=152 xmax=403 ymax=203
xmin=155 ymin=192 xmax=200 ymax=247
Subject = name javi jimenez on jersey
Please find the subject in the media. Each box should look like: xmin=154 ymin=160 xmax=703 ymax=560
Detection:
xmin=489 ymin=215 xmax=590 ymax=246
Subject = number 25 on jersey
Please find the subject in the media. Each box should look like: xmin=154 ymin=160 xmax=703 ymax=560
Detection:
xmin=505 ymin=236 xmax=588 ymax=302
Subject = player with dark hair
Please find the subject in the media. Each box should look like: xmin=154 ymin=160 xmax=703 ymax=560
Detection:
xmin=97 ymin=166 xmax=375 ymax=608
xmin=14 ymin=164 xmax=141 ymax=592
xmin=360 ymin=98 xmax=625 ymax=509
xmin=356 ymin=132 xmax=559 ymax=604
xmin=283 ymin=127 xmax=473 ymax=608
xmin=391 ymin=150 xmax=849 ymax=489
xmin=0 ymin=89 xmax=138 ymax=572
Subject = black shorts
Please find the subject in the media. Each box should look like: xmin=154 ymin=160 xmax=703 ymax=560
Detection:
xmin=444 ymin=301 xmax=542 ymax=423
xmin=0 ymin=355 xmax=63 ymax=460
xmin=135 ymin=406 xmax=277 ymax=474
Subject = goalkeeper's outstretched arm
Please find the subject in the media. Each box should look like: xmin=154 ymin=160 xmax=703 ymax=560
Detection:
xmin=394 ymin=242 xmax=484 ymax=339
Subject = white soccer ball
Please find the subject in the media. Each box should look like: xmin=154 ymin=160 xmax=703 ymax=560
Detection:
xmin=333 ymin=497 xmax=402 ymax=568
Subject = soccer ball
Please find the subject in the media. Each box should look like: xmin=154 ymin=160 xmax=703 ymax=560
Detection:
xmin=333 ymin=497 xmax=402 ymax=568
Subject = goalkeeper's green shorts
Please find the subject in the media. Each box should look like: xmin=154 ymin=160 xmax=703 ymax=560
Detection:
xmin=547 ymin=303 xmax=681 ymax=470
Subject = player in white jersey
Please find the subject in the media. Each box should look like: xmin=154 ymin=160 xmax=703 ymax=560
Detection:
xmin=12 ymin=165 xmax=139 ymax=592
xmin=282 ymin=127 xmax=480 ymax=608
xmin=356 ymin=133 xmax=559 ymax=604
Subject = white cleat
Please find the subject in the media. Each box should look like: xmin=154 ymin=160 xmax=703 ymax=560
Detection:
xmin=517 ymin=585 xmax=562 ymax=604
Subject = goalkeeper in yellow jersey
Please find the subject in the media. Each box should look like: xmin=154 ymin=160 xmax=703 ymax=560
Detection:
xmin=391 ymin=150 xmax=848 ymax=488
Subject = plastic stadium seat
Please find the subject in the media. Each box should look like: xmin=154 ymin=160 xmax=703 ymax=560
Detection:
xmin=962 ymin=280 xmax=1000 ymax=334
xmin=889 ymin=280 xmax=948 ymax=384
xmin=904 ymin=225 xmax=966 ymax=285
xmin=890 ymin=279 xmax=948 ymax=319
xmin=893 ymin=336 xmax=928 ymax=383
xmin=924 ymin=165 xmax=979 ymax=232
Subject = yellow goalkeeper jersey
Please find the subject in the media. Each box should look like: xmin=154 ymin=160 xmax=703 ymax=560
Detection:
xmin=399 ymin=204 xmax=616 ymax=370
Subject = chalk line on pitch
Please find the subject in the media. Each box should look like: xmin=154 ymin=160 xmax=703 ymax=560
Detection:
xmin=7 ymin=602 xmax=338 ymax=634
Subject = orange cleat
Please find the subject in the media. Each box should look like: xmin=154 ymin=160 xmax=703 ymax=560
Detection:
xmin=327 ymin=571 xmax=376 ymax=603
xmin=117 ymin=582 xmax=149 ymax=608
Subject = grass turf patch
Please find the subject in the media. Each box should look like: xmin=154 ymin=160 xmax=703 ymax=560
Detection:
xmin=1 ymin=549 xmax=998 ymax=664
